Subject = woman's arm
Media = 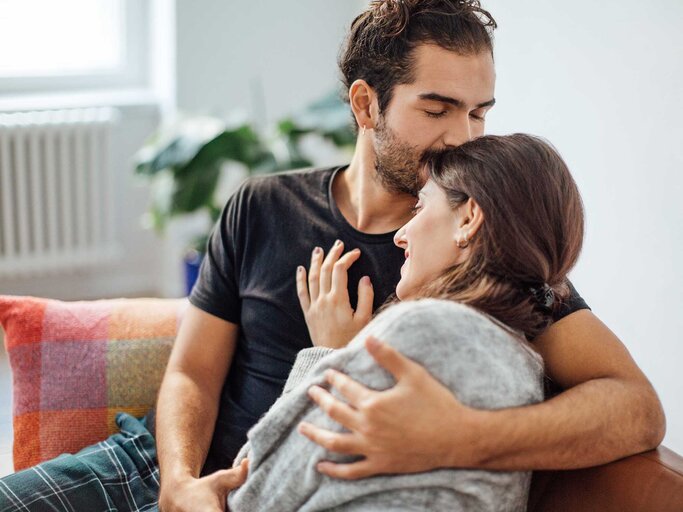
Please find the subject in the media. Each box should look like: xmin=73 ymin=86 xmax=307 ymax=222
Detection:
xmin=230 ymin=346 xmax=333 ymax=467
xmin=228 ymin=300 xmax=543 ymax=512
xmin=283 ymin=347 xmax=335 ymax=394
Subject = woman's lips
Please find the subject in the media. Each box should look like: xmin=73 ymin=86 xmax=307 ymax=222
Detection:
xmin=405 ymin=250 xmax=409 ymax=259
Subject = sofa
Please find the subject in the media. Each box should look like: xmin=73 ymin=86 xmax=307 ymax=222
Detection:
xmin=1 ymin=294 xmax=682 ymax=511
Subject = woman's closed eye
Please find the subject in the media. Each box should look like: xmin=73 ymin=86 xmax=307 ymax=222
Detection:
xmin=410 ymin=201 xmax=423 ymax=215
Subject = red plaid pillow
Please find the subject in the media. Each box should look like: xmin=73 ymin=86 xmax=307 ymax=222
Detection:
xmin=0 ymin=295 xmax=188 ymax=471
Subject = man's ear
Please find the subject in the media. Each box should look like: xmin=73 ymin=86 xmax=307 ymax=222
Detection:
xmin=348 ymin=79 xmax=378 ymax=131
xmin=455 ymin=198 xmax=484 ymax=240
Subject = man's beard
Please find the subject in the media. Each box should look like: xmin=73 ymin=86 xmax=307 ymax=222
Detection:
xmin=373 ymin=115 xmax=423 ymax=197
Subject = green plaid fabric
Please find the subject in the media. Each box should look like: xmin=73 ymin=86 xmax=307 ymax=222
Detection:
xmin=0 ymin=413 xmax=159 ymax=512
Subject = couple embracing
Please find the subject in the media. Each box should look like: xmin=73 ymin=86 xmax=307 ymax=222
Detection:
xmin=0 ymin=2 xmax=663 ymax=512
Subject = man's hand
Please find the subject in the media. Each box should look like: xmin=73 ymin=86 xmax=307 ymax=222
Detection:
xmin=296 ymin=240 xmax=374 ymax=349
xmin=300 ymin=311 xmax=666 ymax=475
xmin=159 ymin=459 xmax=249 ymax=512
xmin=297 ymin=336 xmax=484 ymax=479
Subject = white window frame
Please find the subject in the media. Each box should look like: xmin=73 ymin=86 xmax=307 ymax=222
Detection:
xmin=0 ymin=0 xmax=150 ymax=95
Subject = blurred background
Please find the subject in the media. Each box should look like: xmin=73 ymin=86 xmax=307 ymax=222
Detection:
xmin=0 ymin=0 xmax=681 ymax=471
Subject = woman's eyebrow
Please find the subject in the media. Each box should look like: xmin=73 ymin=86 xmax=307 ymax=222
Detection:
xmin=418 ymin=92 xmax=496 ymax=109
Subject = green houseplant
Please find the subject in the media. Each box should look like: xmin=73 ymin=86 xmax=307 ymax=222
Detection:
xmin=134 ymin=91 xmax=356 ymax=294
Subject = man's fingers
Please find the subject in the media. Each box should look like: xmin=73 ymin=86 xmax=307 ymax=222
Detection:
xmin=297 ymin=421 xmax=361 ymax=455
xmin=316 ymin=459 xmax=378 ymax=480
xmin=308 ymin=246 xmax=323 ymax=300
xmin=212 ymin=461 xmax=249 ymax=491
xmin=354 ymin=276 xmax=374 ymax=322
xmin=320 ymin=240 xmax=345 ymax=294
xmin=307 ymin=384 xmax=361 ymax=430
xmin=296 ymin=265 xmax=310 ymax=312
xmin=331 ymin=248 xmax=361 ymax=294
xmin=365 ymin=336 xmax=418 ymax=381
xmin=323 ymin=369 xmax=373 ymax=408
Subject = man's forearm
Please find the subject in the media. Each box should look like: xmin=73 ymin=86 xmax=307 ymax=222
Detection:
xmin=156 ymin=370 xmax=221 ymax=483
xmin=462 ymin=377 xmax=665 ymax=471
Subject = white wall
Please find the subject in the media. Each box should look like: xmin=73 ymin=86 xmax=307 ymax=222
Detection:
xmin=176 ymin=0 xmax=363 ymax=126
xmin=484 ymin=0 xmax=683 ymax=453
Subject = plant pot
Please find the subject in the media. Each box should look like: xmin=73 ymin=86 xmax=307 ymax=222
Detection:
xmin=183 ymin=249 xmax=205 ymax=296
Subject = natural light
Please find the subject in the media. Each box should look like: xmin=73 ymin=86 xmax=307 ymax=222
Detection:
xmin=0 ymin=0 xmax=124 ymax=77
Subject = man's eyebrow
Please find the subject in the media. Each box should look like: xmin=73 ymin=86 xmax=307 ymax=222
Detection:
xmin=418 ymin=92 xmax=496 ymax=109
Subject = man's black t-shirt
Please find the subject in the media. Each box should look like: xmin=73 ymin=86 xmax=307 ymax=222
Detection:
xmin=188 ymin=166 xmax=589 ymax=473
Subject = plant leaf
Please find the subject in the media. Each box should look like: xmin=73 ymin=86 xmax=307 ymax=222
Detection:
xmin=171 ymin=163 xmax=221 ymax=214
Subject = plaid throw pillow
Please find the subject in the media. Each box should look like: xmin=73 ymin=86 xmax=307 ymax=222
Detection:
xmin=0 ymin=295 xmax=188 ymax=471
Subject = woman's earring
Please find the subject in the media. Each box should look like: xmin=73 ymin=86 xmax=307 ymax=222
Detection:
xmin=457 ymin=234 xmax=469 ymax=249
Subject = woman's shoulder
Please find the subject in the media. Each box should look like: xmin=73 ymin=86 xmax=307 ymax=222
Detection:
xmin=371 ymin=298 xmax=531 ymax=351
xmin=375 ymin=298 xmax=497 ymax=330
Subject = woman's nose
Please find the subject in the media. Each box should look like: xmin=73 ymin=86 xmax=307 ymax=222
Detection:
xmin=394 ymin=226 xmax=408 ymax=249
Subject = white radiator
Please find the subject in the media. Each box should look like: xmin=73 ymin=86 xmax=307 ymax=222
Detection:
xmin=0 ymin=108 xmax=121 ymax=278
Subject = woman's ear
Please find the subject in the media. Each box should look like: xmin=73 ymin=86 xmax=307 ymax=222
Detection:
xmin=454 ymin=198 xmax=484 ymax=242
xmin=348 ymin=79 xmax=378 ymax=132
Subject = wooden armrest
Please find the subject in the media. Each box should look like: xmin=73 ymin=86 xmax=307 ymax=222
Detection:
xmin=528 ymin=446 xmax=683 ymax=511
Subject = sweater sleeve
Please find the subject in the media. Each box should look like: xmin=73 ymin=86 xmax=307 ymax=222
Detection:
xmin=229 ymin=299 xmax=544 ymax=511
xmin=283 ymin=347 xmax=335 ymax=394
xmin=231 ymin=346 xmax=334 ymax=467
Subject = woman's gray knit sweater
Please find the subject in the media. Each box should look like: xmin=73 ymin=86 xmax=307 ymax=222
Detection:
xmin=227 ymin=298 xmax=544 ymax=511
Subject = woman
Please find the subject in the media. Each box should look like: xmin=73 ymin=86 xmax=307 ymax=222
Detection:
xmin=227 ymin=133 xmax=584 ymax=511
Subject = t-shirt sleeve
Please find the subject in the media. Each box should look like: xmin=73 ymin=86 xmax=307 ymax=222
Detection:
xmin=188 ymin=184 xmax=246 ymax=324
xmin=552 ymin=279 xmax=590 ymax=322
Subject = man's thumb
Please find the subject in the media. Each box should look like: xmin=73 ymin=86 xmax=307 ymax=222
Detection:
xmin=214 ymin=459 xmax=249 ymax=490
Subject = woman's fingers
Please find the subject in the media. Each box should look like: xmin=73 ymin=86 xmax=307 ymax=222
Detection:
xmin=320 ymin=240 xmax=345 ymax=294
xmin=354 ymin=275 xmax=374 ymax=322
xmin=331 ymin=248 xmax=361 ymax=295
xmin=308 ymin=246 xmax=323 ymax=300
xmin=296 ymin=265 xmax=310 ymax=312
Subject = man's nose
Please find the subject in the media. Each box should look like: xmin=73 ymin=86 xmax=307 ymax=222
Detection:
xmin=443 ymin=115 xmax=472 ymax=148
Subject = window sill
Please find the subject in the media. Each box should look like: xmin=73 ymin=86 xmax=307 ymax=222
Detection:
xmin=0 ymin=88 xmax=162 ymax=116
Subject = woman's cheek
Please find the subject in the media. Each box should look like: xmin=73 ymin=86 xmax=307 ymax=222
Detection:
xmin=396 ymin=262 xmax=410 ymax=300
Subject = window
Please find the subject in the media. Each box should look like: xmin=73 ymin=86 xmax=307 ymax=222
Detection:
xmin=0 ymin=0 xmax=149 ymax=94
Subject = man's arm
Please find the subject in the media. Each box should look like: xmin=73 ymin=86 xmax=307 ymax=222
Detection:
xmin=156 ymin=304 xmax=242 ymax=511
xmin=469 ymin=309 xmax=665 ymax=469
xmin=299 ymin=310 xmax=666 ymax=478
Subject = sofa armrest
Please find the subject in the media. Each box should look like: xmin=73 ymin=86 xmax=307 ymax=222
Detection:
xmin=528 ymin=446 xmax=683 ymax=511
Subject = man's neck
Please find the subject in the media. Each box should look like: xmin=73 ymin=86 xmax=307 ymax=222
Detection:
xmin=332 ymin=137 xmax=416 ymax=234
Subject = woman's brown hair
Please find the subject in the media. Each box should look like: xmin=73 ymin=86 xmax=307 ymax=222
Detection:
xmin=415 ymin=134 xmax=585 ymax=340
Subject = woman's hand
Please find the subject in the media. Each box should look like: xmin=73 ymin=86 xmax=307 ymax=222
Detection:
xmin=297 ymin=337 xmax=486 ymax=479
xmin=296 ymin=240 xmax=374 ymax=349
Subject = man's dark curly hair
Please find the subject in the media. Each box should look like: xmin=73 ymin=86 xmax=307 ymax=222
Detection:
xmin=338 ymin=0 xmax=497 ymax=124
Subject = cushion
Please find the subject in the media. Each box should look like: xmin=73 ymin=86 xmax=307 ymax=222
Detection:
xmin=0 ymin=295 xmax=188 ymax=471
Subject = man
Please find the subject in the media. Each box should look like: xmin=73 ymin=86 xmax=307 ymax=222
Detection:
xmin=0 ymin=1 xmax=664 ymax=511
xmin=157 ymin=1 xmax=664 ymax=510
